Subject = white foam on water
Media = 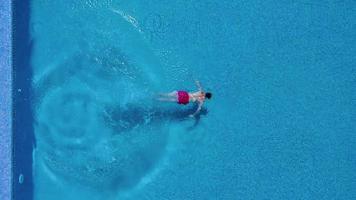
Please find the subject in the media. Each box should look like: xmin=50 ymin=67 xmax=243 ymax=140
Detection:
xmin=110 ymin=8 xmax=142 ymax=33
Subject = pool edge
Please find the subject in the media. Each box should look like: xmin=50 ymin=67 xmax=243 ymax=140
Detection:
xmin=0 ymin=0 xmax=12 ymax=200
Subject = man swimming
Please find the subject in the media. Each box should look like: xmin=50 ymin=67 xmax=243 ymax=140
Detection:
xmin=158 ymin=80 xmax=212 ymax=117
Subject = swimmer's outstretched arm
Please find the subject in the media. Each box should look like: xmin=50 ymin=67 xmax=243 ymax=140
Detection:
xmin=190 ymin=102 xmax=203 ymax=117
xmin=195 ymin=80 xmax=203 ymax=92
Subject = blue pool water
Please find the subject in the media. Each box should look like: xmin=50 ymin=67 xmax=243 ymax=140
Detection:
xmin=12 ymin=0 xmax=356 ymax=199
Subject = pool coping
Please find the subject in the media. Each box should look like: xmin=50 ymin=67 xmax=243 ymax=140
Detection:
xmin=0 ymin=0 xmax=12 ymax=200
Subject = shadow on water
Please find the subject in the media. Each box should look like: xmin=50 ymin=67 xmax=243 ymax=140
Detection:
xmin=12 ymin=0 xmax=35 ymax=200
xmin=104 ymin=103 xmax=208 ymax=134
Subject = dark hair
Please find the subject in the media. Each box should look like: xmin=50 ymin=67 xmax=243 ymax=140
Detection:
xmin=205 ymin=92 xmax=212 ymax=99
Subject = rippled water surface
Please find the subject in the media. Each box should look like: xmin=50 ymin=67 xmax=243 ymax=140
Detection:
xmin=32 ymin=1 xmax=173 ymax=198
xmin=30 ymin=0 xmax=356 ymax=199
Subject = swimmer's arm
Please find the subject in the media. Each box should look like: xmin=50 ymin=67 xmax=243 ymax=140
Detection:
xmin=195 ymin=80 xmax=203 ymax=92
xmin=190 ymin=102 xmax=203 ymax=117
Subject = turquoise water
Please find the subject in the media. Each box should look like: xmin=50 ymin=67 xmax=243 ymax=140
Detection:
xmin=30 ymin=0 xmax=355 ymax=199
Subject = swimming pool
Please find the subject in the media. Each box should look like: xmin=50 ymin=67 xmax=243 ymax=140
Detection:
xmin=7 ymin=0 xmax=356 ymax=199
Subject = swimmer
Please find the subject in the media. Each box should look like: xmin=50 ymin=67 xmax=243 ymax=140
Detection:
xmin=158 ymin=80 xmax=212 ymax=117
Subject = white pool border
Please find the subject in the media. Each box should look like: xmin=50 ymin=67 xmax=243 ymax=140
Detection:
xmin=0 ymin=0 xmax=12 ymax=200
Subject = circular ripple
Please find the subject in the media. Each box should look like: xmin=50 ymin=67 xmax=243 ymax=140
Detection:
xmin=34 ymin=46 xmax=168 ymax=190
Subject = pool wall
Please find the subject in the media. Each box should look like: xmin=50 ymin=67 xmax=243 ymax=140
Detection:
xmin=12 ymin=0 xmax=35 ymax=199
xmin=1 ymin=0 xmax=35 ymax=200
xmin=0 ymin=0 xmax=12 ymax=200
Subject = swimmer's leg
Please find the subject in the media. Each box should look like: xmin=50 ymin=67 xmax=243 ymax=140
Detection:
xmin=159 ymin=91 xmax=177 ymax=97
xmin=157 ymin=97 xmax=177 ymax=102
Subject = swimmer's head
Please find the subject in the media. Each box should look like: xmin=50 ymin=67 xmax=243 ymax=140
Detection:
xmin=205 ymin=92 xmax=212 ymax=99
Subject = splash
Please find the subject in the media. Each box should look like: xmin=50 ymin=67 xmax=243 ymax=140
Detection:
xmin=110 ymin=8 xmax=142 ymax=33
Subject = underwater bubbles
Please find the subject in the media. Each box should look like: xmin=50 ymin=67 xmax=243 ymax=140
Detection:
xmin=18 ymin=174 xmax=24 ymax=184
